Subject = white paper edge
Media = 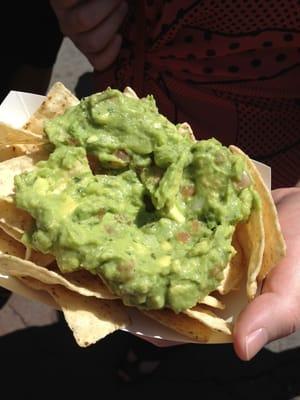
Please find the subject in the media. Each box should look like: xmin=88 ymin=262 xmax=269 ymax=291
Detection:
xmin=0 ymin=91 xmax=45 ymax=128
xmin=0 ymin=90 xmax=271 ymax=344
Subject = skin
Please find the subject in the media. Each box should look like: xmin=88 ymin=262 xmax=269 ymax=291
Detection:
xmin=233 ymin=186 xmax=300 ymax=360
xmin=142 ymin=187 xmax=300 ymax=361
xmin=50 ymin=0 xmax=128 ymax=71
xmin=50 ymin=1 xmax=300 ymax=360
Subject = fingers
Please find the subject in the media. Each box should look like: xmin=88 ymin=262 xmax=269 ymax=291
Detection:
xmin=234 ymin=186 xmax=300 ymax=361
xmin=53 ymin=0 xmax=124 ymax=36
xmin=50 ymin=0 xmax=80 ymax=12
xmin=74 ymin=1 xmax=128 ymax=53
xmin=271 ymin=187 xmax=300 ymax=204
xmin=87 ymin=34 xmax=123 ymax=71
xmin=233 ymin=291 xmax=299 ymax=360
xmin=50 ymin=0 xmax=127 ymax=71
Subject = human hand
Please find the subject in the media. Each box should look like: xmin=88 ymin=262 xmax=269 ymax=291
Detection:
xmin=234 ymin=186 xmax=300 ymax=360
xmin=50 ymin=0 xmax=128 ymax=71
xmin=139 ymin=187 xmax=300 ymax=360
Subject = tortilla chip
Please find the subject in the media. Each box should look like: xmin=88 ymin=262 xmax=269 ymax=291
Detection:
xmin=0 ymin=228 xmax=25 ymax=258
xmin=51 ymin=286 xmax=129 ymax=347
xmin=0 ymin=145 xmax=22 ymax=162
xmin=18 ymin=276 xmax=129 ymax=346
xmin=143 ymin=308 xmax=231 ymax=343
xmin=51 ymin=267 xmax=117 ymax=300
xmin=227 ymin=148 xmax=265 ymax=298
xmin=0 ymin=201 xmax=54 ymax=267
xmin=0 ymin=152 xmax=48 ymax=197
xmin=231 ymin=146 xmax=286 ymax=282
xmin=0 ymin=230 xmax=54 ymax=271
xmin=0 ymin=198 xmax=33 ymax=235
xmin=177 ymin=122 xmax=196 ymax=142
xmin=0 ymin=253 xmax=116 ymax=300
xmin=22 ymin=82 xmax=79 ymax=135
xmin=0 ymin=274 xmax=58 ymax=309
xmin=0 ymin=123 xmax=46 ymax=145
xmin=0 ymin=208 xmax=49 ymax=264
xmin=199 ymin=295 xmax=225 ymax=310
xmin=0 ymin=226 xmax=54 ymax=268
xmin=184 ymin=306 xmax=232 ymax=335
xmin=230 ymin=146 xmax=286 ymax=297
xmin=28 ymin=251 xmax=55 ymax=268
xmin=236 ymin=207 xmax=265 ymax=299
xmin=0 ymin=143 xmax=50 ymax=162
xmin=123 ymin=86 xmax=138 ymax=99
xmin=0 ymin=147 xmax=50 ymax=241
xmin=17 ymin=275 xmax=57 ymax=292
xmin=218 ymin=229 xmax=244 ymax=294
xmin=0 ymin=220 xmax=24 ymax=242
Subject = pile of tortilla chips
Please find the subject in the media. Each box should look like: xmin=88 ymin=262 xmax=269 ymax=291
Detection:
xmin=0 ymin=82 xmax=286 ymax=346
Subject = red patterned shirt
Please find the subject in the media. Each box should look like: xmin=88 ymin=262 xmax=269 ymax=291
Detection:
xmin=94 ymin=0 xmax=300 ymax=188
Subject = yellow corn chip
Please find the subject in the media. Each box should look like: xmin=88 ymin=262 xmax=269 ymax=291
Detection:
xmin=22 ymin=82 xmax=79 ymax=135
xmin=199 ymin=295 xmax=225 ymax=310
xmin=18 ymin=276 xmax=129 ymax=347
xmin=230 ymin=146 xmax=286 ymax=297
xmin=0 ymin=123 xmax=46 ymax=145
xmin=143 ymin=308 xmax=231 ymax=343
xmin=218 ymin=230 xmax=244 ymax=294
xmin=0 ymin=253 xmax=116 ymax=300
xmin=184 ymin=306 xmax=232 ymax=335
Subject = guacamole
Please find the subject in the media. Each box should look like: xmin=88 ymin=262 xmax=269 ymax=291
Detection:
xmin=14 ymin=88 xmax=258 ymax=313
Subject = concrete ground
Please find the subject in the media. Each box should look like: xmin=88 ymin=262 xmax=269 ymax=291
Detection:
xmin=0 ymin=38 xmax=299 ymax=399
xmin=49 ymin=38 xmax=93 ymax=92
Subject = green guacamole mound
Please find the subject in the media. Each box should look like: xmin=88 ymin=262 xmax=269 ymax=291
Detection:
xmin=14 ymin=88 xmax=258 ymax=313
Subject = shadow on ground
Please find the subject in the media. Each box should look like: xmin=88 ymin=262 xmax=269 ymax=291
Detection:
xmin=0 ymin=317 xmax=299 ymax=399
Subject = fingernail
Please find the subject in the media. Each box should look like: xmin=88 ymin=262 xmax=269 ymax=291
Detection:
xmin=245 ymin=328 xmax=268 ymax=360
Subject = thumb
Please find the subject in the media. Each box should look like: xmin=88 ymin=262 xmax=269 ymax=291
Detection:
xmin=233 ymin=291 xmax=298 ymax=361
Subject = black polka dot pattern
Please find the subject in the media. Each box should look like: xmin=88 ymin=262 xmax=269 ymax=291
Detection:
xmin=108 ymin=0 xmax=300 ymax=189
xmin=276 ymin=53 xmax=287 ymax=62
xmin=203 ymin=31 xmax=212 ymax=41
xmin=206 ymin=49 xmax=216 ymax=57
xmin=184 ymin=35 xmax=193 ymax=43
xmin=284 ymin=33 xmax=294 ymax=41
xmin=184 ymin=0 xmax=300 ymax=32
xmin=228 ymin=65 xmax=240 ymax=73
xmin=229 ymin=42 xmax=240 ymax=50
xmin=203 ymin=67 xmax=213 ymax=74
xmin=251 ymin=59 xmax=262 ymax=68
xmin=147 ymin=0 xmax=300 ymax=86
xmin=262 ymin=41 xmax=273 ymax=47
